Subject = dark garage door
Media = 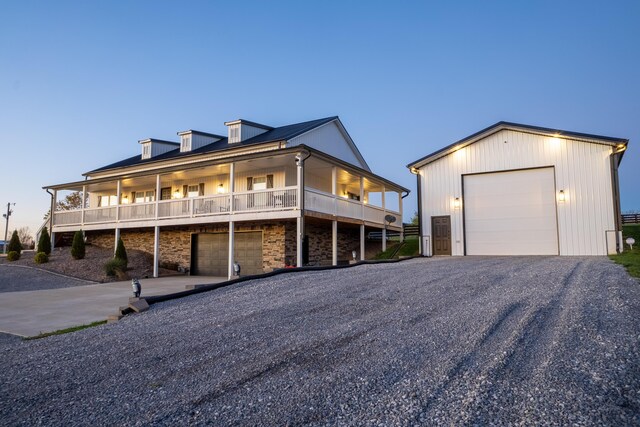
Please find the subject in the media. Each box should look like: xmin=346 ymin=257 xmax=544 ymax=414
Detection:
xmin=192 ymin=232 xmax=263 ymax=276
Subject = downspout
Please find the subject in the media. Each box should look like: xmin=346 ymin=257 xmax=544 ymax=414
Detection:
xmin=410 ymin=167 xmax=423 ymax=256
xmin=46 ymin=189 xmax=54 ymax=237
xmin=610 ymin=145 xmax=626 ymax=253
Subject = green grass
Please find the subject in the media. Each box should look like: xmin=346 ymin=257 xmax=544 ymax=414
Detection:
xmin=24 ymin=320 xmax=107 ymax=340
xmin=609 ymin=224 xmax=640 ymax=278
xmin=374 ymin=236 xmax=420 ymax=260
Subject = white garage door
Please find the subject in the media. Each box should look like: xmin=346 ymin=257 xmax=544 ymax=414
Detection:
xmin=464 ymin=168 xmax=559 ymax=255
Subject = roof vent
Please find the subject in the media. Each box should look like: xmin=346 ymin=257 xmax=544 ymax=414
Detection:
xmin=224 ymin=119 xmax=273 ymax=144
xmin=177 ymin=130 xmax=224 ymax=153
xmin=139 ymin=139 xmax=180 ymax=160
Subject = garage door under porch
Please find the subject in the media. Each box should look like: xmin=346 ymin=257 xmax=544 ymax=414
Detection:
xmin=192 ymin=231 xmax=263 ymax=276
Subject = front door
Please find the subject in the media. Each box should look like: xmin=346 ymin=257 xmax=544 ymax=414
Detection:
xmin=432 ymin=216 xmax=451 ymax=255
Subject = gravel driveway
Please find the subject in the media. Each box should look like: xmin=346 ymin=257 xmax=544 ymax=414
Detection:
xmin=1 ymin=257 xmax=638 ymax=425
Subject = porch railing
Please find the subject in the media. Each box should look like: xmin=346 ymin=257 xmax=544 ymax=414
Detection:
xmin=304 ymin=187 xmax=398 ymax=224
xmin=233 ymin=187 xmax=298 ymax=212
xmin=120 ymin=203 xmax=156 ymax=221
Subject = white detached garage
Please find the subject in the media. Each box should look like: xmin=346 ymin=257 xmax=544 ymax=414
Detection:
xmin=408 ymin=122 xmax=628 ymax=256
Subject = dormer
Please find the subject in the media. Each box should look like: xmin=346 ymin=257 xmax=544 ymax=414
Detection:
xmin=139 ymin=139 xmax=180 ymax=160
xmin=177 ymin=130 xmax=224 ymax=153
xmin=224 ymin=119 xmax=273 ymax=144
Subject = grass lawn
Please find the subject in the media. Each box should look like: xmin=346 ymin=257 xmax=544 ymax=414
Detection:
xmin=374 ymin=236 xmax=419 ymax=259
xmin=609 ymin=224 xmax=640 ymax=278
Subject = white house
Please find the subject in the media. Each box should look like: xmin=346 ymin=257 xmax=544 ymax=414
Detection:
xmin=44 ymin=117 xmax=408 ymax=278
xmin=407 ymin=122 xmax=628 ymax=257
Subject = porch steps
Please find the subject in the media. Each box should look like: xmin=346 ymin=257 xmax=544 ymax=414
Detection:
xmin=107 ymin=299 xmax=149 ymax=323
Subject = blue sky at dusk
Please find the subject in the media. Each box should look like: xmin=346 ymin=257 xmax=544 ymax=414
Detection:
xmin=1 ymin=0 xmax=639 ymax=233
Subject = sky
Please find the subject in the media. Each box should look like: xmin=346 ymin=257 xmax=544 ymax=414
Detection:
xmin=1 ymin=0 xmax=639 ymax=236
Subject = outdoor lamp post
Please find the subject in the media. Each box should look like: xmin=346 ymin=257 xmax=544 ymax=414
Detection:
xmin=3 ymin=202 xmax=15 ymax=255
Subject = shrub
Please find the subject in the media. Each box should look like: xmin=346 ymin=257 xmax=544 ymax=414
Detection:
xmin=38 ymin=227 xmax=51 ymax=255
xmin=34 ymin=252 xmax=49 ymax=264
xmin=71 ymin=230 xmax=85 ymax=260
xmin=7 ymin=230 xmax=21 ymax=255
xmin=7 ymin=251 xmax=20 ymax=261
xmin=114 ymin=237 xmax=128 ymax=268
xmin=104 ymin=258 xmax=127 ymax=277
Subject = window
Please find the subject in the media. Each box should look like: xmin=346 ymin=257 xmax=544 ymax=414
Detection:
xmin=252 ymin=176 xmax=267 ymax=190
xmin=135 ymin=191 xmax=155 ymax=203
xmin=99 ymin=195 xmax=118 ymax=207
xmin=161 ymin=187 xmax=172 ymax=200
xmin=230 ymin=127 xmax=239 ymax=143
xmin=142 ymin=144 xmax=151 ymax=159
xmin=181 ymin=135 xmax=191 ymax=152
xmin=187 ymin=185 xmax=200 ymax=198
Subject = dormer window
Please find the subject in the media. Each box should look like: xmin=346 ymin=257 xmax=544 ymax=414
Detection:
xmin=180 ymin=135 xmax=191 ymax=152
xmin=230 ymin=127 xmax=240 ymax=143
xmin=142 ymin=143 xmax=151 ymax=159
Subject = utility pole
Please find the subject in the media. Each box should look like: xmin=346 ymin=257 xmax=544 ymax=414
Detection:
xmin=3 ymin=203 xmax=15 ymax=254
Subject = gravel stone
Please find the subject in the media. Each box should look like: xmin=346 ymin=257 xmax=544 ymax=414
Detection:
xmin=0 ymin=256 xmax=639 ymax=425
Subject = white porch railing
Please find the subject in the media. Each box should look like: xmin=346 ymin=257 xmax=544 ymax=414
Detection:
xmin=304 ymin=187 xmax=397 ymax=225
xmin=84 ymin=207 xmax=116 ymax=224
xmin=233 ymin=187 xmax=298 ymax=212
xmin=53 ymin=210 xmax=82 ymax=225
xmin=120 ymin=203 xmax=156 ymax=221
xmin=193 ymin=194 xmax=231 ymax=216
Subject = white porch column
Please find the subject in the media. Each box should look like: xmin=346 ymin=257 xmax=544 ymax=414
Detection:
xmin=228 ymin=221 xmax=235 ymax=279
xmin=381 ymin=185 xmax=386 ymax=252
xmin=229 ymin=162 xmax=235 ymax=213
xmin=114 ymin=228 xmax=121 ymax=254
xmin=360 ymin=224 xmax=365 ymax=261
xmin=51 ymin=190 xmax=57 ymax=250
xmin=116 ymin=180 xmax=121 ymax=222
xmin=296 ymin=156 xmax=304 ymax=267
xmin=81 ymin=185 xmax=86 ymax=225
xmin=360 ymin=176 xmax=365 ymax=220
xmin=331 ymin=166 xmax=337 ymax=216
xmin=153 ymin=226 xmax=159 ymax=278
xmin=155 ymin=174 xmax=161 ymax=219
xmin=332 ymin=220 xmax=338 ymax=266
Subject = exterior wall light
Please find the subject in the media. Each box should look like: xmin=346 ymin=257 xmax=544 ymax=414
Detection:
xmin=217 ymin=183 xmax=225 ymax=194
xmin=454 ymin=197 xmax=461 ymax=209
xmin=122 ymin=194 xmax=128 ymax=204
xmin=174 ymin=189 xmax=181 ymax=199
xmin=558 ymin=190 xmax=565 ymax=202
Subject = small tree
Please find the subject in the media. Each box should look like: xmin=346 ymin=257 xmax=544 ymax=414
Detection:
xmin=115 ymin=237 xmax=128 ymax=268
xmin=38 ymin=227 xmax=52 ymax=255
xmin=71 ymin=230 xmax=85 ymax=260
xmin=7 ymin=230 xmax=21 ymax=255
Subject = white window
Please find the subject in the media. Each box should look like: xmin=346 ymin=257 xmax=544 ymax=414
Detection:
xmin=252 ymin=176 xmax=267 ymax=190
xmin=135 ymin=191 xmax=155 ymax=203
xmin=230 ymin=127 xmax=239 ymax=143
xmin=181 ymin=135 xmax=191 ymax=152
xmin=187 ymin=185 xmax=200 ymax=198
xmin=99 ymin=195 xmax=118 ymax=207
xmin=142 ymin=144 xmax=151 ymax=159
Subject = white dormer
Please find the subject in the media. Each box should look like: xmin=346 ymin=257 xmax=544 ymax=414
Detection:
xmin=224 ymin=119 xmax=273 ymax=144
xmin=139 ymin=139 xmax=180 ymax=160
xmin=177 ymin=130 xmax=224 ymax=153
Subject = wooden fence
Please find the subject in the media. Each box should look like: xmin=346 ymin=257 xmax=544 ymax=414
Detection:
xmin=622 ymin=214 xmax=640 ymax=224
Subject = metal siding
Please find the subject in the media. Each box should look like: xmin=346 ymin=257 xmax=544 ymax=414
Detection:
xmin=240 ymin=125 xmax=268 ymax=141
xmin=191 ymin=134 xmax=220 ymax=151
xmin=419 ymin=129 xmax=615 ymax=256
xmin=289 ymin=122 xmax=367 ymax=169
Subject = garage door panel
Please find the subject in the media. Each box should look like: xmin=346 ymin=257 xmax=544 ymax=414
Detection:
xmin=192 ymin=232 xmax=263 ymax=276
xmin=464 ymin=168 xmax=558 ymax=256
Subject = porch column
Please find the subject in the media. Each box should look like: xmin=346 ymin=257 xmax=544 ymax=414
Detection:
xmin=381 ymin=186 xmax=386 ymax=252
xmin=153 ymin=226 xmax=159 ymax=278
xmin=332 ymin=220 xmax=338 ymax=266
xmin=296 ymin=155 xmax=304 ymax=267
xmin=360 ymin=224 xmax=365 ymax=261
xmin=229 ymin=163 xmax=235 ymax=213
xmin=114 ymin=228 xmax=121 ymax=254
xmin=331 ymin=166 xmax=337 ymax=216
xmin=228 ymin=221 xmax=235 ymax=279
xmin=116 ymin=180 xmax=121 ymax=222
xmin=51 ymin=190 xmax=57 ymax=250
xmin=81 ymin=185 xmax=86 ymax=225
xmin=360 ymin=176 xmax=365 ymax=220
xmin=155 ymin=174 xmax=161 ymax=219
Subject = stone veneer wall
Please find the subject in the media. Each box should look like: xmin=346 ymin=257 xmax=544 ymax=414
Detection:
xmin=304 ymin=222 xmax=360 ymax=266
xmin=86 ymin=221 xmax=294 ymax=273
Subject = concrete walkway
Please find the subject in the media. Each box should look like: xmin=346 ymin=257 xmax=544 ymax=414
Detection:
xmin=0 ymin=275 xmax=226 ymax=337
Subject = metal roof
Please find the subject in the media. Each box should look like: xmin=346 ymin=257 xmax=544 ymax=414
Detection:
xmin=86 ymin=116 xmax=339 ymax=175
xmin=407 ymin=121 xmax=629 ymax=169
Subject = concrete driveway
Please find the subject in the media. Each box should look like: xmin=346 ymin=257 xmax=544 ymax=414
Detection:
xmin=0 ymin=266 xmax=225 ymax=337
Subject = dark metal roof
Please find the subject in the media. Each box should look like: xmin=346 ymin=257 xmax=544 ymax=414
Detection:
xmin=407 ymin=121 xmax=629 ymax=168
xmin=87 ymin=116 xmax=339 ymax=175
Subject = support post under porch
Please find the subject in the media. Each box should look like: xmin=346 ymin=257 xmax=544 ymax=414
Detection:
xmin=296 ymin=215 xmax=303 ymax=267
xmin=153 ymin=226 xmax=159 ymax=278
xmin=360 ymin=224 xmax=365 ymax=261
xmin=114 ymin=228 xmax=121 ymax=254
xmin=228 ymin=221 xmax=234 ymax=279
xmin=332 ymin=220 xmax=338 ymax=266
xmin=382 ymin=227 xmax=387 ymax=252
